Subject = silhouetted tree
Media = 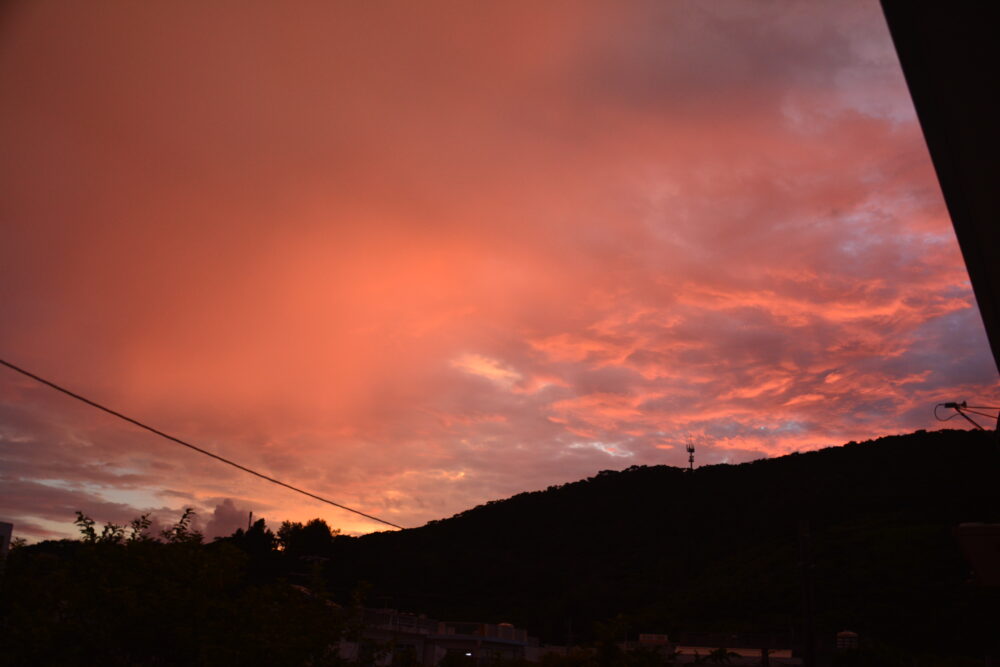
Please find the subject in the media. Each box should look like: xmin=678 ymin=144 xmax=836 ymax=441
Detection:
xmin=278 ymin=517 xmax=339 ymax=556
xmin=222 ymin=517 xmax=278 ymax=556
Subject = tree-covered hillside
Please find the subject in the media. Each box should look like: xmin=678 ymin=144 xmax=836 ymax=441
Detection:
xmin=326 ymin=429 xmax=1000 ymax=655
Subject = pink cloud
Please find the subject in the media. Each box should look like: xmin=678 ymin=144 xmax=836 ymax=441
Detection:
xmin=1 ymin=1 xmax=996 ymax=540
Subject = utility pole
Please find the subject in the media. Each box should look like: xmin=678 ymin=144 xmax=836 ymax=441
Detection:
xmin=0 ymin=522 xmax=13 ymax=578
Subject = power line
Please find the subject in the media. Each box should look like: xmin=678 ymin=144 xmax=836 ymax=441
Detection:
xmin=0 ymin=358 xmax=405 ymax=530
xmin=934 ymin=400 xmax=999 ymax=432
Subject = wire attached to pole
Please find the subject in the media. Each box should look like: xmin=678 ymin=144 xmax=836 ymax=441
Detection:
xmin=934 ymin=400 xmax=999 ymax=432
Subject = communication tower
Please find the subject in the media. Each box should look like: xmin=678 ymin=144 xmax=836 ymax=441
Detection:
xmin=686 ymin=442 xmax=695 ymax=472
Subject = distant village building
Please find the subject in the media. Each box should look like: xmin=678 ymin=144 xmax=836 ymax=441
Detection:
xmin=638 ymin=633 xmax=669 ymax=646
xmin=335 ymin=607 xmax=804 ymax=666
xmin=338 ymin=608 xmax=536 ymax=666
xmin=835 ymin=630 xmax=859 ymax=650
xmin=954 ymin=523 xmax=1000 ymax=586
xmin=659 ymin=632 xmax=798 ymax=665
xmin=671 ymin=646 xmax=796 ymax=665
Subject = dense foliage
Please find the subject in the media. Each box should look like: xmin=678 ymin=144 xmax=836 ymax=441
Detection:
xmin=0 ymin=510 xmax=342 ymax=666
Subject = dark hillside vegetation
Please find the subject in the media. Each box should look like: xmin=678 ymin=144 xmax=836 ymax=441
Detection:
xmin=325 ymin=429 xmax=1000 ymax=656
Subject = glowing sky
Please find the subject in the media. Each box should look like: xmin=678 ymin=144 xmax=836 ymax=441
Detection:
xmin=1 ymin=1 xmax=996 ymax=540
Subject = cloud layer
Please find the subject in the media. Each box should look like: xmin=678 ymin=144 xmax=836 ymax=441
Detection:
xmin=1 ymin=0 xmax=996 ymax=539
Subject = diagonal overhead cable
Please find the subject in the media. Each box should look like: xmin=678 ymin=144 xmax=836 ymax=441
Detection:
xmin=0 ymin=358 xmax=404 ymax=530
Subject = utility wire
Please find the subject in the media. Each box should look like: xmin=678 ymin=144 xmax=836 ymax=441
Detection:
xmin=933 ymin=401 xmax=999 ymax=432
xmin=0 ymin=358 xmax=405 ymax=530
xmin=933 ymin=404 xmax=961 ymax=421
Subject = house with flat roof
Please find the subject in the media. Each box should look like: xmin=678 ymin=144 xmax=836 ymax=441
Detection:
xmin=338 ymin=608 xmax=536 ymax=666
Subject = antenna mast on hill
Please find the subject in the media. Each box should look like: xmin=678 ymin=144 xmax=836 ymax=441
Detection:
xmin=686 ymin=440 xmax=696 ymax=472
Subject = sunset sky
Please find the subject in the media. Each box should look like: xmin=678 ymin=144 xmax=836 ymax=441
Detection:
xmin=2 ymin=0 xmax=996 ymax=541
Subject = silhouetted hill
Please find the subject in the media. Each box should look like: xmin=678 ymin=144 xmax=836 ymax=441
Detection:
xmin=326 ymin=429 xmax=1000 ymax=655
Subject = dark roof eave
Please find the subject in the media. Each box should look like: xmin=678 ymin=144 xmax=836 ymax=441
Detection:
xmin=881 ymin=1 xmax=1000 ymax=376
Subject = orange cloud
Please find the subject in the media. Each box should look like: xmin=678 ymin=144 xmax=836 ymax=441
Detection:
xmin=1 ymin=1 xmax=996 ymax=540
